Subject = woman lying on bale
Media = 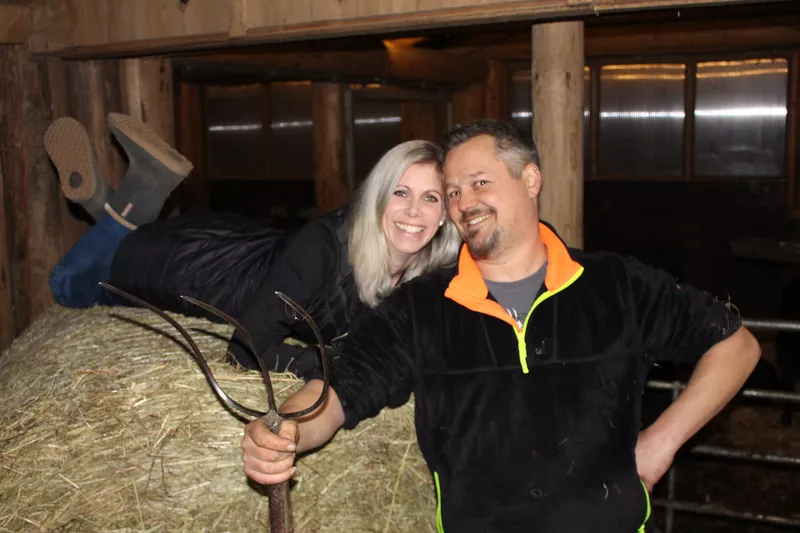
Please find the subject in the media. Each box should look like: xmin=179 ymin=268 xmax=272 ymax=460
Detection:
xmin=44 ymin=114 xmax=460 ymax=377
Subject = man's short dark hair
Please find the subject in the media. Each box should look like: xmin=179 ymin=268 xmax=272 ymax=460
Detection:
xmin=442 ymin=119 xmax=541 ymax=178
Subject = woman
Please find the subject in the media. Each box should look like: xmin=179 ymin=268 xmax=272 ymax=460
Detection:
xmin=45 ymin=114 xmax=460 ymax=377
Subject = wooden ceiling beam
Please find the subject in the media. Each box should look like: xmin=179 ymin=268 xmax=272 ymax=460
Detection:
xmin=181 ymin=47 xmax=489 ymax=87
xmin=461 ymin=16 xmax=800 ymax=59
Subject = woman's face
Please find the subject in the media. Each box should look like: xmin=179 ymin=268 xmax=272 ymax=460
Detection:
xmin=382 ymin=162 xmax=445 ymax=267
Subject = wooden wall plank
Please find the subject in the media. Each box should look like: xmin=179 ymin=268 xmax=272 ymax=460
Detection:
xmin=313 ymin=83 xmax=348 ymax=214
xmin=0 ymin=4 xmax=29 ymax=44
xmin=532 ymin=21 xmax=584 ymax=248
xmin=119 ymin=57 xmax=175 ymax=145
xmin=67 ymin=60 xmax=126 ymax=189
xmin=401 ymin=101 xmax=446 ymax=143
xmin=46 ymin=56 xmax=89 ymax=256
xmin=484 ymin=59 xmax=509 ymax=120
xmin=0 ymin=46 xmax=67 ymax=338
xmin=0 ymin=154 xmax=15 ymax=352
xmin=453 ymin=82 xmax=486 ymax=126
xmin=27 ymin=0 xmax=779 ymax=57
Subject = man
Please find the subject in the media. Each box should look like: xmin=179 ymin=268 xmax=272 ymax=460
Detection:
xmin=242 ymin=119 xmax=760 ymax=532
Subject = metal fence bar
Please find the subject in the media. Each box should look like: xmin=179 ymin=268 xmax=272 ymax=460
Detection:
xmin=648 ymin=316 xmax=800 ymax=530
xmin=652 ymin=499 xmax=800 ymax=529
xmin=690 ymin=445 xmax=800 ymax=466
xmin=647 ymin=380 xmax=800 ymax=404
xmin=742 ymin=318 xmax=800 ymax=332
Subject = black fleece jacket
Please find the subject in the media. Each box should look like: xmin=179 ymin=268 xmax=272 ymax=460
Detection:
xmin=109 ymin=208 xmax=365 ymax=372
xmin=321 ymin=223 xmax=741 ymax=533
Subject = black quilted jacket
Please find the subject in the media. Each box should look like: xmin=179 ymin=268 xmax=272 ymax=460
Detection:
xmin=109 ymin=208 xmax=365 ymax=371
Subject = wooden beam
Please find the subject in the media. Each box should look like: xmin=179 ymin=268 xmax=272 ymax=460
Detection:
xmin=401 ymin=101 xmax=445 ymax=143
xmin=532 ymin=21 xmax=585 ymax=249
xmin=190 ymin=48 xmax=488 ymax=87
xmin=485 ymin=59 xmax=509 ymax=120
xmin=175 ymin=80 xmax=209 ymax=208
xmin=119 ymin=57 xmax=176 ymax=146
xmin=0 ymin=3 xmax=28 ymax=44
xmin=453 ymin=82 xmax=487 ymax=126
xmin=0 ymin=45 xmax=67 ymax=336
xmin=477 ymin=16 xmax=800 ymax=59
xmin=313 ymin=83 xmax=348 ymax=214
xmin=26 ymin=0 xmax=788 ymax=58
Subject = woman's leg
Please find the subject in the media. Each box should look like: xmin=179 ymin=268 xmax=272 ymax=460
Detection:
xmin=49 ymin=215 xmax=131 ymax=307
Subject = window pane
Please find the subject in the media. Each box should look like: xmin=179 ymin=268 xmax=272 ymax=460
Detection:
xmin=599 ymin=64 xmax=685 ymax=177
xmin=205 ymin=84 xmax=266 ymax=180
xmin=511 ymin=67 xmax=532 ymax=135
xmin=694 ymin=58 xmax=787 ymax=177
xmin=353 ymin=99 xmax=402 ymax=186
xmin=270 ymin=82 xmax=314 ymax=180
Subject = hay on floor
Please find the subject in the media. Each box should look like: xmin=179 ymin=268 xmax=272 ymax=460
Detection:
xmin=0 ymin=306 xmax=434 ymax=533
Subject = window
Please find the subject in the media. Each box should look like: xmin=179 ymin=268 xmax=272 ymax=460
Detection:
xmin=352 ymin=99 xmax=402 ymax=185
xmin=599 ymin=64 xmax=686 ymax=177
xmin=270 ymin=82 xmax=314 ymax=180
xmin=694 ymin=58 xmax=788 ymax=177
xmin=204 ymin=84 xmax=266 ymax=180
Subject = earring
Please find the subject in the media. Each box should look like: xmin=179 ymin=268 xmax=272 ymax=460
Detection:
xmin=439 ymin=220 xmax=444 ymax=227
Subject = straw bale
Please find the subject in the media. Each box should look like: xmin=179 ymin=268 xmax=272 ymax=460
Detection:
xmin=0 ymin=306 xmax=434 ymax=532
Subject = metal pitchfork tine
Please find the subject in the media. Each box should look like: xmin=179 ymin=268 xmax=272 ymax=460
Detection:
xmin=99 ymin=282 xmax=328 ymax=533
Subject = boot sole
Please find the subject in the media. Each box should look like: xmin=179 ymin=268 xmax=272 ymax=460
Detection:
xmin=107 ymin=113 xmax=193 ymax=177
xmin=43 ymin=117 xmax=99 ymax=202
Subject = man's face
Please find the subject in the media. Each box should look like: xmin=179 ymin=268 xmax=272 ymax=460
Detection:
xmin=443 ymin=135 xmax=540 ymax=260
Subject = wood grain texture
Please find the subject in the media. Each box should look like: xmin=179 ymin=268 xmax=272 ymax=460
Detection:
xmin=312 ymin=83 xmax=348 ymax=215
xmin=0 ymin=46 xmax=66 ymax=339
xmin=532 ymin=21 xmax=584 ymax=249
xmin=0 ymin=4 xmax=29 ymax=43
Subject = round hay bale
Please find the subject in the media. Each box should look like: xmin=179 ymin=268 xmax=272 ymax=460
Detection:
xmin=0 ymin=306 xmax=434 ymax=532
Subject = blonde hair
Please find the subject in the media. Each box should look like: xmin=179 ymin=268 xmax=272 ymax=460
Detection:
xmin=349 ymin=140 xmax=461 ymax=307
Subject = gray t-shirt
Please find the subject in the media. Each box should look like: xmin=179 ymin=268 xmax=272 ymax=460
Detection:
xmin=485 ymin=260 xmax=548 ymax=328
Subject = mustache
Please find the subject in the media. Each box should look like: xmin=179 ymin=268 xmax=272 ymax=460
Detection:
xmin=460 ymin=208 xmax=495 ymax=225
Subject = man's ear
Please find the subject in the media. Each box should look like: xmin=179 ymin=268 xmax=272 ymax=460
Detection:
xmin=523 ymin=163 xmax=542 ymax=200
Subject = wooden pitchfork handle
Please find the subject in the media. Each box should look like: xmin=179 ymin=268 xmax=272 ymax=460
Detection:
xmin=99 ymin=283 xmax=330 ymax=533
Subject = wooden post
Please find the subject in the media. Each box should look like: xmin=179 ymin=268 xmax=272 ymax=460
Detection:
xmin=175 ymin=80 xmax=208 ymax=208
xmin=532 ymin=21 xmax=584 ymax=248
xmin=0 ymin=46 xmax=67 ymax=340
xmin=485 ymin=59 xmax=509 ymax=120
xmin=119 ymin=57 xmax=175 ymax=145
xmin=401 ymin=101 xmax=445 ymax=143
xmin=312 ymin=83 xmax=348 ymax=214
xmin=452 ymin=82 xmax=486 ymax=126
xmin=67 ymin=59 xmax=126 ymax=188
xmin=120 ymin=57 xmax=177 ymax=215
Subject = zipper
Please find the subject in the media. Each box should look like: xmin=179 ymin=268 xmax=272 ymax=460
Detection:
xmin=516 ymin=266 xmax=584 ymax=373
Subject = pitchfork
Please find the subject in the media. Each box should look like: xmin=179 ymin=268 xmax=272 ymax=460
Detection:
xmin=99 ymin=282 xmax=329 ymax=533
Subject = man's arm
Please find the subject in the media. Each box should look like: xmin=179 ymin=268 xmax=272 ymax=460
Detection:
xmin=242 ymin=379 xmax=345 ymax=485
xmin=636 ymin=326 xmax=761 ymax=490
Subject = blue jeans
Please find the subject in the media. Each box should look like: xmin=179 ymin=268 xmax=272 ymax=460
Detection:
xmin=49 ymin=214 xmax=131 ymax=307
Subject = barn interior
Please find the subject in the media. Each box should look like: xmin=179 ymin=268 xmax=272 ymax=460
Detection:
xmin=1 ymin=0 xmax=800 ymax=531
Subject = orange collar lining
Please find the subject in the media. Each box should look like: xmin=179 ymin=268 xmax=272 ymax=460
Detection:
xmin=445 ymin=223 xmax=582 ymax=302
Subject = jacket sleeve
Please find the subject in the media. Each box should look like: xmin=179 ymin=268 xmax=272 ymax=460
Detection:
xmin=226 ymin=220 xmax=340 ymax=370
xmin=310 ymin=288 xmax=417 ymax=429
xmin=626 ymin=256 xmax=742 ymax=365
